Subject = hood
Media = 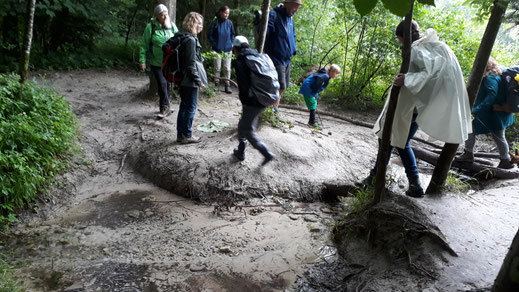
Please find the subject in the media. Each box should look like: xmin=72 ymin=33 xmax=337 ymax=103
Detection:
xmin=413 ymin=28 xmax=439 ymax=46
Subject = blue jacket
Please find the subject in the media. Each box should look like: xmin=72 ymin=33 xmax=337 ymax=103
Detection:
xmin=264 ymin=4 xmax=297 ymax=66
xmin=472 ymin=74 xmax=515 ymax=134
xmin=298 ymin=68 xmax=330 ymax=98
xmin=207 ymin=18 xmax=235 ymax=53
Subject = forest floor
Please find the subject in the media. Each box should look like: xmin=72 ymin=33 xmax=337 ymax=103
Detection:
xmin=3 ymin=69 xmax=519 ymax=291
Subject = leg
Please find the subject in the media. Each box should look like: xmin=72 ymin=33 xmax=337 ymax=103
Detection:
xmin=213 ymin=54 xmax=222 ymax=86
xmin=457 ymin=133 xmax=476 ymax=162
xmin=177 ymin=86 xmax=199 ymax=139
xmin=151 ymin=65 xmax=170 ymax=108
xmin=491 ymin=129 xmax=511 ymax=160
xmin=239 ymin=105 xmax=275 ymax=165
xmin=273 ymin=64 xmax=290 ymax=109
xmin=303 ymin=95 xmax=317 ymax=125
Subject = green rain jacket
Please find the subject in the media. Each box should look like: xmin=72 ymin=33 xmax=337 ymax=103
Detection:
xmin=139 ymin=18 xmax=178 ymax=67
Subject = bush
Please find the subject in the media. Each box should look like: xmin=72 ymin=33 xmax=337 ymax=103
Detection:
xmin=0 ymin=74 xmax=78 ymax=227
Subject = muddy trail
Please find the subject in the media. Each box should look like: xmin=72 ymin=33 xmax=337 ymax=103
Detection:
xmin=3 ymin=69 xmax=519 ymax=292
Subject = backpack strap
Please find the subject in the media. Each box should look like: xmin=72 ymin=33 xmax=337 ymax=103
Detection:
xmin=148 ymin=21 xmax=156 ymax=57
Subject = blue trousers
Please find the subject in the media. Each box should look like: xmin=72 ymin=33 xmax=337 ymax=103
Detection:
xmin=373 ymin=115 xmax=419 ymax=179
xmin=151 ymin=65 xmax=169 ymax=108
xmin=177 ymin=86 xmax=198 ymax=138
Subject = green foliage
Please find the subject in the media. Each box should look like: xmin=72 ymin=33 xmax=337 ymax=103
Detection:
xmin=444 ymin=172 xmax=472 ymax=193
xmin=0 ymin=253 xmax=22 ymax=292
xmin=280 ymin=86 xmax=304 ymax=105
xmin=0 ymin=74 xmax=78 ymax=228
xmin=346 ymin=186 xmax=375 ymax=213
xmin=354 ymin=0 xmax=436 ymax=16
xmin=260 ymin=108 xmax=294 ymax=129
xmin=200 ymin=86 xmax=218 ymax=98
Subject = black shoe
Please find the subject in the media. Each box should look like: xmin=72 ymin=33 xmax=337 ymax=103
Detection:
xmin=233 ymin=140 xmax=247 ymax=161
xmin=254 ymin=142 xmax=275 ymax=166
xmin=224 ymin=85 xmax=232 ymax=94
xmin=157 ymin=105 xmax=171 ymax=119
xmin=406 ymin=176 xmax=424 ymax=198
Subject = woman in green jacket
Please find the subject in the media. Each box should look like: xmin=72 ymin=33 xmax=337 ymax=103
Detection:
xmin=139 ymin=4 xmax=178 ymax=118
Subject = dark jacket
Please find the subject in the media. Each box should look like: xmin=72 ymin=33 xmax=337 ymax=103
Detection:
xmin=472 ymin=74 xmax=515 ymax=134
xmin=208 ymin=18 xmax=235 ymax=53
xmin=176 ymin=31 xmax=205 ymax=88
xmin=264 ymin=4 xmax=297 ymax=66
xmin=298 ymin=68 xmax=330 ymax=98
xmin=234 ymin=48 xmax=263 ymax=107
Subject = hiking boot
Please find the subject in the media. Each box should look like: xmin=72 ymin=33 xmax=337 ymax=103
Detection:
xmin=456 ymin=151 xmax=474 ymax=162
xmin=179 ymin=135 xmax=201 ymax=144
xmin=406 ymin=175 xmax=424 ymax=198
xmin=233 ymin=140 xmax=247 ymax=161
xmin=255 ymin=142 xmax=275 ymax=166
xmin=497 ymin=159 xmax=515 ymax=169
xmin=224 ymin=85 xmax=232 ymax=94
xmin=157 ymin=105 xmax=171 ymax=119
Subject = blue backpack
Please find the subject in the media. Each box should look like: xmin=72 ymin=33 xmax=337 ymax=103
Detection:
xmin=502 ymin=66 xmax=519 ymax=112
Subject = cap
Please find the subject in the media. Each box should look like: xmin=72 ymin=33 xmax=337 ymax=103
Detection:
xmin=232 ymin=35 xmax=249 ymax=47
xmin=284 ymin=0 xmax=303 ymax=5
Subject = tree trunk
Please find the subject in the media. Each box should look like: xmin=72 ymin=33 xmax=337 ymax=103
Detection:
xmin=198 ymin=0 xmax=207 ymax=47
xmin=233 ymin=0 xmax=241 ymax=35
xmin=372 ymin=4 xmax=414 ymax=204
xmin=492 ymin=228 xmax=519 ymax=291
xmin=256 ymin=0 xmax=271 ymax=54
xmin=426 ymin=0 xmax=509 ymax=194
xmin=19 ymin=0 xmax=36 ymax=84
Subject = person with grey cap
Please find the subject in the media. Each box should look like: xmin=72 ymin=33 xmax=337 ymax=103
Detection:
xmin=264 ymin=0 xmax=302 ymax=113
xmin=232 ymin=35 xmax=275 ymax=166
xmin=139 ymin=4 xmax=178 ymax=119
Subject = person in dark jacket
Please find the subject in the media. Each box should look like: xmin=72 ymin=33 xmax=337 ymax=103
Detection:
xmin=298 ymin=64 xmax=340 ymax=127
xmin=457 ymin=57 xmax=516 ymax=169
xmin=175 ymin=12 xmax=208 ymax=144
xmin=139 ymin=4 xmax=179 ymax=119
xmin=264 ymin=0 xmax=302 ymax=112
xmin=208 ymin=6 xmax=236 ymax=94
xmin=232 ymin=36 xmax=275 ymax=166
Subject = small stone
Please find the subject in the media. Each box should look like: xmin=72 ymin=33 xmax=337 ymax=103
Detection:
xmin=189 ymin=263 xmax=205 ymax=272
xmin=288 ymin=214 xmax=299 ymax=220
xmin=309 ymin=226 xmax=321 ymax=232
xmin=303 ymin=216 xmax=318 ymax=222
xmin=219 ymin=246 xmax=232 ymax=253
xmin=127 ymin=210 xmax=141 ymax=218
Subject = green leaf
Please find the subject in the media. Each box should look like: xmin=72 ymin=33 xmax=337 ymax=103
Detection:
xmin=381 ymin=0 xmax=414 ymax=16
xmin=353 ymin=0 xmax=379 ymax=16
xmin=417 ymin=0 xmax=435 ymax=6
xmin=196 ymin=120 xmax=230 ymax=133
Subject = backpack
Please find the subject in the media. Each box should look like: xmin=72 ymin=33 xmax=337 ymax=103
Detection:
xmin=244 ymin=53 xmax=280 ymax=107
xmin=502 ymin=66 xmax=519 ymax=112
xmin=161 ymin=34 xmax=189 ymax=84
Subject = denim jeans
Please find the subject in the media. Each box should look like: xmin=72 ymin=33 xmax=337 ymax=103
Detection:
xmin=151 ymin=65 xmax=169 ymax=108
xmin=177 ymin=86 xmax=199 ymax=138
xmin=373 ymin=114 xmax=419 ymax=179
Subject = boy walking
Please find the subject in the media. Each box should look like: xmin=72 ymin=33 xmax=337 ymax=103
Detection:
xmin=232 ymin=36 xmax=276 ymax=166
xmin=298 ymin=65 xmax=340 ymax=127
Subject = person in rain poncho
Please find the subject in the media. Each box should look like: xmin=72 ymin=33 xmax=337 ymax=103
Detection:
xmin=363 ymin=20 xmax=472 ymax=198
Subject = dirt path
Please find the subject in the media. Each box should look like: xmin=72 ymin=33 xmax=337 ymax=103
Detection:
xmin=5 ymin=69 xmax=519 ymax=291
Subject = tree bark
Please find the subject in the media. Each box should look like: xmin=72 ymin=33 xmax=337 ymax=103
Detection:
xmin=256 ymin=0 xmax=271 ymax=53
xmin=19 ymin=0 xmax=37 ymax=84
xmin=492 ymin=228 xmax=519 ymax=292
xmin=373 ymin=4 xmax=414 ymax=204
xmin=426 ymin=0 xmax=509 ymax=194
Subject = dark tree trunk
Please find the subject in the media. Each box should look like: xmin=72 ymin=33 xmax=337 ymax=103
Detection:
xmin=233 ymin=0 xmax=241 ymax=35
xmin=198 ymin=0 xmax=207 ymax=47
xmin=426 ymin=0 xmax=509 ymax=194
xmin=492 ymin=228 xmax=519 ymax=291
xmin=19 ymin=0 xmax=37 ymax=84
xmin=256 ymin=0 xmax=271 ymax=53
xmin=373 ymin=4 xmax=414 ymax=204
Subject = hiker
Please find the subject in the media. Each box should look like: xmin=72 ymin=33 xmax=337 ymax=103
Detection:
xmin=232 ymin=36 xmax=276 ymax=166
xmin=207 ymin=5 xmax=236 ymax=94
xmin=363 ymin=20 xmax=472 ymax=198
xmin=175 ymin=12 xmax=208 ymax=144
xmin=298 ymin=64 xmax=340 ymax=127
xmin=139 ymin=4 xmax=179 ymax=119
xmin=264 ymin=0 xmax=302 ymax=113
xmin=457 ymin=57 xmax=516 ymax=169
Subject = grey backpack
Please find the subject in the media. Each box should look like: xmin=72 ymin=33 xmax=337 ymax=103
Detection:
xmin=244 ymin=54 xmax=280 ymax=107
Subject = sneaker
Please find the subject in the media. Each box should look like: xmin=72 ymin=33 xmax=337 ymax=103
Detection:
xmin=157 ymin=105 xmax=171 ymax=119
xmin=456 ymin=151 xmax=474 ymax=163
xmin=308 ymin=122 xmax=320 ymax=128
xmin=224 ymin=85 xmax=232 ymax=94
xmin=179 ymin=135 xmax=201 ymax=144
xmin=497 ymin=159 xmax=515 ymax=169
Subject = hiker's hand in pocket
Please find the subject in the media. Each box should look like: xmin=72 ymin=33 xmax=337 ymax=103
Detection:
xmin=139 ymin=63 xmax=146 ymax=71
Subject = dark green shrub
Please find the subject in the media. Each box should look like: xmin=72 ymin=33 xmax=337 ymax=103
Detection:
xmin=0 ymin=74 xmax=78 ymax=227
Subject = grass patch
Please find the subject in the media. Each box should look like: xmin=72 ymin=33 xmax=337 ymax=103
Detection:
xmin=443 ymin=172 xmax=472 ymax=194
xmin=0 ymin=74 xmax=78 ymax=229
xmin=260 ymin=108 xmax=294 ymax=129
xmin=0 ymin=253 xmax=22 ymax=292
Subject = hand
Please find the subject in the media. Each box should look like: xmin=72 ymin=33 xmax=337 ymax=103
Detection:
xmin=139 ymin=63 xmax=146 ymax=71
xmin=200 ymin=85 xmax=207 ymax=89
xmin=393 ymin=73 xmax=405 ymax=87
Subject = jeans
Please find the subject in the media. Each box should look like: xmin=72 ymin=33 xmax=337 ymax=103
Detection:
xmin=238 ymin=105 xmax=266 ymax=147
xmin=151 ymin=65 xmax=169 ymax=108
xmin=464 ymin=130 xmax=511 ymax=160
xmin=177 ymin=86 xmax=199 ymax=138
xmin=373 ymin=114 xmax=419 ymax=179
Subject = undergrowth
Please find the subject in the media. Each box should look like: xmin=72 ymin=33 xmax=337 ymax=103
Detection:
xmin=0 ymin=253 xmax=22 ymax=292
xmin=260 ymin=108 xmax=294 ymax=129
xmin=0 ymin=74 xmax=78 ymax=228
xmin=443 ymin=172 xmax=472 ymax=194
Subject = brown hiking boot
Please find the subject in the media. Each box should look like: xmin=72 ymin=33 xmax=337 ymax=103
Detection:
xmin=179 ymin=135 xmax=201 ymax=144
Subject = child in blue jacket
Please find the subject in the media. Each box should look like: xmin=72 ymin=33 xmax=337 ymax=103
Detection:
xmin=298 ymin=64 xmax=340 ymax=127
